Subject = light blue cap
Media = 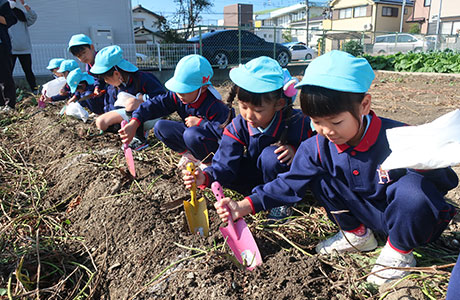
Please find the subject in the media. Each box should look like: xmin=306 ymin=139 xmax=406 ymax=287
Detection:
xmin=67 ymin=68 xmax=95 ymax=93
xmin=295 ymin=50 xmax=375 ymax=93
xmin=57 ymin=59 xmax=79 ymax=73
xmin=229 ymin=56 xmax=284 ymax=93
xmin=165 ymin=54 xmax=213 ymax=93
xmin=90 ymin=45 xmax=138 ymax=74
xmin=47 ymin=58 xmax=65 ymax=70
xmin=68 ymin=34 xmax=92 ymax=50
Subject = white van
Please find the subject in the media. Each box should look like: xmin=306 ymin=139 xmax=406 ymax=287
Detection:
xmin=373 ymin=33 xmax=433 ymax=54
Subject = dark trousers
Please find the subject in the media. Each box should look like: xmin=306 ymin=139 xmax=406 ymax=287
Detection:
xmin=446 ymin=254 xmax=460 ymax=300
xmin=154 ymin=119 xmax=219 ymax=163
xmin=12 ymin=54 xmax=37 ymax=92
xmin=310 ymin=172 xmax=456 ymax=251
xmin=0 ymin=44 xmax=16 ymax=108
xmin=216 ymin=145 xmax=290 ymax=196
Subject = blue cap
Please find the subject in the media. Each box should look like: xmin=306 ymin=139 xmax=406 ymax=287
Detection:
xmin=68 ymin=34 xmax=92 ymax=51
xmin=229 ymin=56 xmax=284 ymax=93
xmin=90 ymin=45 xmax=138 ymax=74
xmin=165 ymin=54 xmax=213 ymax=93
xmin=47 ymin=58 xmax=65 ymax=70
xmin=295 ymin=50 xmax=375 ymax=93
xmin=57 ymin=59 xmax=79 ymax=73
xmin=67 ymin=68 xmax=95 ymax=93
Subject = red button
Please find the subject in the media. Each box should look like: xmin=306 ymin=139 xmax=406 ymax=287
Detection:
xmin=353 ymin=170 xmax=359 ymax=175
xmin=350 ymin=151 xmax=356 ymax=156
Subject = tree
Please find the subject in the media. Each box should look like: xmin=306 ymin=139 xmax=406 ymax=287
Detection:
xmin=158 ymin=18 xmax=187 ymax=43
xmin=173 ymin=0 xmax=213 ymax=39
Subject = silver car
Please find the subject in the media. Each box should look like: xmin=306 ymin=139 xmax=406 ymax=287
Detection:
xmin=373 ymin=33 xmax=433 ymax=54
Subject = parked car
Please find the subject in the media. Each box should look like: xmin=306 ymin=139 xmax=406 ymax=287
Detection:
xmin=283 ymin=42 xmax=316 ymax=60
xmin=188 ymin=30 xmax=291 ymax=69
xmin=373 ymin=33 xmax=433 ymax=54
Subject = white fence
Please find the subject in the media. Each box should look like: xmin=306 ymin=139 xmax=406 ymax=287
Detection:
xmin=12 ymin=43 xmax=198 ymax=78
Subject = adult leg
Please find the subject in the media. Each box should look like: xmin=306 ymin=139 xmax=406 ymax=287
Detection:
xmin=17 ymin=54 xmax=37 ymax=92
xmin=0 ymin=45 xmax=16 ymax=108
xmin=182 ymin=126 xmax=219 ymax=163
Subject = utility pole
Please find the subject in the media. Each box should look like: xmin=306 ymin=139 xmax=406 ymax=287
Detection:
xmin=399 ymin=0 xmax=406 ymax=32
xmin=306 ymin=0 xmax=310 ymax=46
xmin=435 ymin=0 xmax=443 ymax=50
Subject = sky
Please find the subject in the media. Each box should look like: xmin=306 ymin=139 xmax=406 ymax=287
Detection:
xmin=131 ymin=0 xmax=319 ymax=26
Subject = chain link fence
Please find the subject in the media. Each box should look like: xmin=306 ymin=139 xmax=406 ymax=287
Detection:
xmin=13 ymin=25 xmax=460 ymax=78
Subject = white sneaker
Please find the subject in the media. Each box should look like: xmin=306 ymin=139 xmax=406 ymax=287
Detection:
xmin=316 ymin=229 xmax=378 ymax=254
xmin=367 ymin=243 xmax=416 ymax=285
xmin=177 ymin=151 xmax=200 ymax=169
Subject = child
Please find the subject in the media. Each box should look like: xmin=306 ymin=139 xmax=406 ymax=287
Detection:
xmin=46 ymin=58 xmax=65 ymax=78
xmin=214 ymin=50 xmax=458 ymax=284
xmin=68 ymin=34 xmax=106 ymax=106
xmin=183 ymin=56 xmax=312 ymax=219
xmin=66 ymin=68 xmax=104 ymax=115
xmin=42 ymin=59 xmax=79 ymax=103
xmin=446 ymin=254 xmax=460 ymax=299
xmin=119 ymin=54 xmax=229 ymax=163
xmin=89 ymin=45 xmax=164 ymax=148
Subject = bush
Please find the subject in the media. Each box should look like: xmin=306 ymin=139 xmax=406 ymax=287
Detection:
xmin=342 ymin=40 xmax=363 ymax=57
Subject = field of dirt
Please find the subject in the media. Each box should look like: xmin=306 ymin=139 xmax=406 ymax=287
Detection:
xmin=1 ymin=71 xmax=459 ymax=300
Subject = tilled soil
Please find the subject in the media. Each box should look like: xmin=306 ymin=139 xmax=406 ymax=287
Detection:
xmin=1 ymin=71 xmax=459 ymax=300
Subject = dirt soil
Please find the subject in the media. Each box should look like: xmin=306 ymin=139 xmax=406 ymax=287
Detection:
xmin=2 ymin=71 xmax=460 ymax=299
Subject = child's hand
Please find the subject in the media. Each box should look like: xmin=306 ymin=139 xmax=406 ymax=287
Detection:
xmin=185 ymin=116 xmax=201 ymax=127
xmin=42 ymin=95 xmax=52 ymax=103
xmin=214 ymin=198 xmax=253 ymax=223
xmin=274 ymin=145 xmax=295 ymax=166
xmin=182 ymin=168 xmax=205 ymax=189
xmin=93 ymin=87 xmax=101 ymax=96
xmin=59 ymin=88 xmax=67 ymax=97
xmin=67 ymin=96 xmax=77 ymax=104
xmin=118 ymin=120 xmax=138 ymax=144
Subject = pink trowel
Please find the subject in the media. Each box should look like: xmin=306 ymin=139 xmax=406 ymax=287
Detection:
xmin=121 ymin=120 xmax=136 ymax=177
xmin=211 ymin=181 xmax=262 ymax=270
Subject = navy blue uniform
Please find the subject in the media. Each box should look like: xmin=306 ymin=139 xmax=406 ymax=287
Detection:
xmin=247 ymin=111 xmax=458 ymax=251
xmin=104 ymin=71 xmax=164 ymax=113
xmin=201 ymin=108 xmax=313 ymax=195
xmin=132 ymin=89 xmax=230 ymax=162
xmin=75 ymin=84 xmax=104 ymax=115
xmin=447 ymin=254 xmax=460 ymax=300
xmin=85 ymin=61 xmax=106 ymax=113
xmin=51 ymin=83 xmax=70 ymax=102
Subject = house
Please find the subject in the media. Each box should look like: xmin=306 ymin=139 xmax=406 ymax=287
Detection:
xmin=132 ymin=5 xmax=165 ymax=44
xmin=427 ymin=0 xmax=460 ymax=36
xmin=253 ymin=1 xmax=327 ymax=45
xmin=223 ymin=4 xmax=253 ymax=28
xmin=324 ymin=0 xmax=415 ymax=51
xmin=14 ymin=0 xmax=134 ymax=77
xmin=406 ymin=0 xmax=430 ymax=34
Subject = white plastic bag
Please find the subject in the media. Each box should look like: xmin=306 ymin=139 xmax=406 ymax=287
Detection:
xmin=65 ymin=102 xmax=89 ymax=123
xmin=381 ymin=109 xmax=460 ymax=170
xmin=114 ymin=91 xmax=137 ymax=108
xmin=41 ymin=77 xmax=66 ymax=97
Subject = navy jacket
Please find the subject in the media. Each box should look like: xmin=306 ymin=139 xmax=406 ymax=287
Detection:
xmin=247 ymin=111 xmax=458 ymax=213
xmin=0 ymin=1 xmax=17 ymax=52
xmin=202 ymin=108 xmax=313 ymax=188
xmin=75 ymin=84 xmax=104 ymax=115
xmin=104 ymin=71 xmax=164 ymax=113
xmin=132 ymin=89 xmax=230 ymax=138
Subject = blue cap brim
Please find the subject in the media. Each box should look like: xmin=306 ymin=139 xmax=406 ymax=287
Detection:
xmin=90 ymin=59 xmax=138 ymax=75
xmin=165 ymin=77 xmax=211 ymax=93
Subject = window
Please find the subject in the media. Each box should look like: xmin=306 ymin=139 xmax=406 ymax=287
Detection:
xmin=339 ymin=8 xmax=352 ymax=19
xmin=382 ymin=6 xmax=398 ymax=17
xmin=397 ymin=35 xmax=416 ymax=42
xmin=375 ymin=36 xmax=386 ymax=43
xmin=354 ymin=6 xmax=367 ymax=18
xmin=424 ymin=0 xmax=431 ymax=6
xmin=133 ymin=20 xmax=144 ymax=28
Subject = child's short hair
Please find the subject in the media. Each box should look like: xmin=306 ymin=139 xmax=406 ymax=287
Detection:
xmin=164 ymin=54 xmax=213 ymax=93
xmin=295 ymin=50 xmax=375 ymax=120
xmin=68 ymin=34 xmax=93 ymax=56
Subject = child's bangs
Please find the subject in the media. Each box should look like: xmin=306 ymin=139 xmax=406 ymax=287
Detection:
xmin=300 ymin=85 xmax=364 ymax=118
xmin=237 ymin=87 xmax=282 ymax=106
